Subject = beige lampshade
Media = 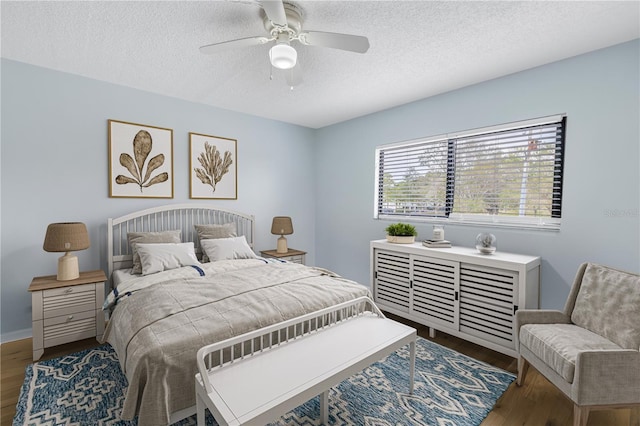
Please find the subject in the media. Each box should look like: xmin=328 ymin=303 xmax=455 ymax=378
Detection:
xmin=43 ymin=222 xmax=90 ymax=252
xmin=270 ymin=217 xmax=293 ymax=236
xmin=43 ymin=222 xmax=90 ymax=281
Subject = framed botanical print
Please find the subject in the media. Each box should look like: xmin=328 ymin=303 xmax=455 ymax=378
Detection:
xmin=108 ymin=119 xmax=174 ymax=198
xmin=189 ymin=132 xmax=237 ymax=200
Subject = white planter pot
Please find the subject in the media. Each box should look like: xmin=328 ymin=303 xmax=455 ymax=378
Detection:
xmin=386 ymin=235 xmax=415 ymax=244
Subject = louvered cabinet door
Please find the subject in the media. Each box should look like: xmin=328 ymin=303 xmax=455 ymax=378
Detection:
xmin=411 ymin=256 xmax=459 ymax=329
xmin=373 ymin=249 xmax=411 ymax=313
xmin=459 ymin=264 xmax=518 ymax=349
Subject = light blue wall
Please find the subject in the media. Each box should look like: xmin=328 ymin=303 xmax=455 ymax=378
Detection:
xmin=1 ymin=59 xmax=316 ymax=340
xmin=2 ymin=40 xmax=639 ymax=341
xmin=314 ymin=40 xmax=640 ymax=310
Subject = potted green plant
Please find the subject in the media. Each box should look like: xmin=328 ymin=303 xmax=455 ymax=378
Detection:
xmin=385 ymin=223 xmax=417 ymax=244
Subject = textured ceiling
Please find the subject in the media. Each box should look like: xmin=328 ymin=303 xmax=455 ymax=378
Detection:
xmin=2 ymin=1 xmax=639 ymax=128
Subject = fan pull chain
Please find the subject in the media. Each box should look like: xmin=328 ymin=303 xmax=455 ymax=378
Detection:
xmin=268 ymin=63 xmax=295 ymax=90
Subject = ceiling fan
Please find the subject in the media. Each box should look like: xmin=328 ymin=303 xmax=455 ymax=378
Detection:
xmin=199 ymin=0 xmax=370 ymax=87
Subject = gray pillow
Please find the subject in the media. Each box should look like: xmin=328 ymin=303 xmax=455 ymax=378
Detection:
xmin=127 ymin=230 xmax=182 ymax=274
xmin=195 ymin=223 xmax=237 ymax=262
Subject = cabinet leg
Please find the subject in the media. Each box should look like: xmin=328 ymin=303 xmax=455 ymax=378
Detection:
xmin=33 ymin=348 xmax=44 ymax=361
xmin=32 ymin=318 xmax=43 ymax=361
xmin=429 ymin=327 xmax=436 ymax=338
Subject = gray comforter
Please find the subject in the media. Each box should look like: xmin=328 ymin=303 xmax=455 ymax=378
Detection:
xmin=102 ymin=260 xmax=369 ymax=425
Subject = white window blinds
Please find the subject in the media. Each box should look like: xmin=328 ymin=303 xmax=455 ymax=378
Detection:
xmin=375 ymin=136 xmax=450 ymax=217
xmin=375 ymin=115 xmax=566 ymax=229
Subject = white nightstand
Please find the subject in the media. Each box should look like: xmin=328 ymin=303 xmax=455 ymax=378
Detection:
xmin=28 ymin=269 xmax=107 ymax=361
xmin=260 ymin=249 xmax=306 ymax=265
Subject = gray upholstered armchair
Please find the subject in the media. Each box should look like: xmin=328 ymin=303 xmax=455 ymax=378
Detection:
xmin=515 ymin=262 xmax=640 ymax=426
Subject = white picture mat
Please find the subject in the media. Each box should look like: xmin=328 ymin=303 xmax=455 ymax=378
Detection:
xmin=190 ymin=132 xmax=237 ymax=199
xmin=109 ymin=119 xmax=173 ymax=198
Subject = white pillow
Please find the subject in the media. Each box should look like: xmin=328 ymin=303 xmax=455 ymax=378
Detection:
xmin=135 ymin=242 xmax=200 ymax=275
xmin=200 ymin=236 xmax=257 ymax=262
xmin=127 ymin=230 xmax=182 ymax=274
xmin=195 ymin=223 xmax=237 ymax=263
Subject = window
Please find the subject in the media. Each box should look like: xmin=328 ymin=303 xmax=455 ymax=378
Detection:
xmin=374 ymin=115 xmax=566 ymax=230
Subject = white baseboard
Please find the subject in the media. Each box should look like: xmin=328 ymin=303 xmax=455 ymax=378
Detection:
xmin=1 ymin=328 xmax=31 ymax=344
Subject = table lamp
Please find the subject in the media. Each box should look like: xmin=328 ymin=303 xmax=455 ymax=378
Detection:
xmin=271 ymin=216 xmax=293 ymax=254
xmin=43 ymin=222 xmax=90 ymax=281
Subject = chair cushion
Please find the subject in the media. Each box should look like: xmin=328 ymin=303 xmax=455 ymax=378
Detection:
xmin=520 ymin=323 xmax=621 ymax=383
xmin=571 ymin=263 xmax=640 ymax=350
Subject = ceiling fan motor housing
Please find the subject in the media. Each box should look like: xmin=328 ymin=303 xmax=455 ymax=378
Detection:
xmin=263 ymin=2 xmax=303 ymax=38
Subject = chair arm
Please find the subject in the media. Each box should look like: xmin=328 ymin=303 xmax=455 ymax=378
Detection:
xmin=573 ymin=350 xmax=640 ymax=405
xmin=515 ymin=309 xmax=570 ymax=333
xmin=514 ymin=310 xmax=571 ymax=350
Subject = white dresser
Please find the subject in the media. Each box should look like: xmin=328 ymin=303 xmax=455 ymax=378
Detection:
xmin=371 ymin=239 xmax=540 ymax=357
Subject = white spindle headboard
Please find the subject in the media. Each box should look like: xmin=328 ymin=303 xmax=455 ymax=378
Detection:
xmin=107 ymin=204 xmax=255 ymax=279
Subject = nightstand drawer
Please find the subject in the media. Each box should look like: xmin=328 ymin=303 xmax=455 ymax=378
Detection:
xmin=43 ymin=282 xmax=96 ymax=319
xmin=44 ymin=310 xmax=96 ymax=347
xmin=286 ymin=255 xmax=304 ymax=264
xmin=44 ymin=308 xmax=95 ymax=328
xmin=43 ymin=282 xmax=95 ymax=298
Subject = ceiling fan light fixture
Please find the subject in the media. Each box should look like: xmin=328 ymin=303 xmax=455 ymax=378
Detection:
xmin=269 ymin=42 xmax=297 ymax=70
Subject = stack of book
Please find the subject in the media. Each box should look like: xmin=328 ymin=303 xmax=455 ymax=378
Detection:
xmin=422 ymin=239 xmax=452 ymax=248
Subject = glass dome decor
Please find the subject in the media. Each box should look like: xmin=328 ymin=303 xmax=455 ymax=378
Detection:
xmin=476 ymin=233 xmax=497 ymax=254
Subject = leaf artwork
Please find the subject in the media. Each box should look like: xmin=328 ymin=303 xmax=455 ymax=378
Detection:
xmin=194 ymin=142 xmax=233 ymax=193
xmin=115 ymin=130 xmax=168 ymax=192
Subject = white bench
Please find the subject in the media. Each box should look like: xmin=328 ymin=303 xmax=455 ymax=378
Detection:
xmin=195 ymin=297 xmax=416 ymax=426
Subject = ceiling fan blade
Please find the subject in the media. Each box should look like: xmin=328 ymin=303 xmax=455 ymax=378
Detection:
xmin=200 ymin=36 xmax=269 ymax=54
xmin=261 ymin=0 xmax=288 ymax=27
xmin=284 ymin=63 xmax=303 ymax=88
xmin=299 ymin=31 xmax=370 ymax=53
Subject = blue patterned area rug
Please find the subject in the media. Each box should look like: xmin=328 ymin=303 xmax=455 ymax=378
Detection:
xmin=14 ymin=337 xmax=514 ymax=425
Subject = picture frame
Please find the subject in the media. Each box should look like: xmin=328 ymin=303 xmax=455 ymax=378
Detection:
xmin=108 ymin=119 xmax=174 ymax=198
xmin=189 ymin=132 xmax=237 ymax=200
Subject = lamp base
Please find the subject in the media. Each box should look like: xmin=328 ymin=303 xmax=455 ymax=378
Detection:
xmin=276 ymin=236 xmax=289 ymax=254
xmin=57 ymin=252 xmax=79 ymax=281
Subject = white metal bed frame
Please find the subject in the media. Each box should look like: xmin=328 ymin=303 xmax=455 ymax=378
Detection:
xmin=107 ymin=203 xmax=255 ymax=283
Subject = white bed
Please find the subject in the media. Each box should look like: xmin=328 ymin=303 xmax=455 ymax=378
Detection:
xmin=103 ymin=204 xmax=370 ymax=425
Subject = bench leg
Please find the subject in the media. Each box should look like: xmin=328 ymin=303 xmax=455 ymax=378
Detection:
xmin=409 ymin=340 xmax=416 ymax=395
xmin=196 ymin=394 xmax=205 ymax=426
xmin=320 ymin=391 xmax=329 ymax=425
